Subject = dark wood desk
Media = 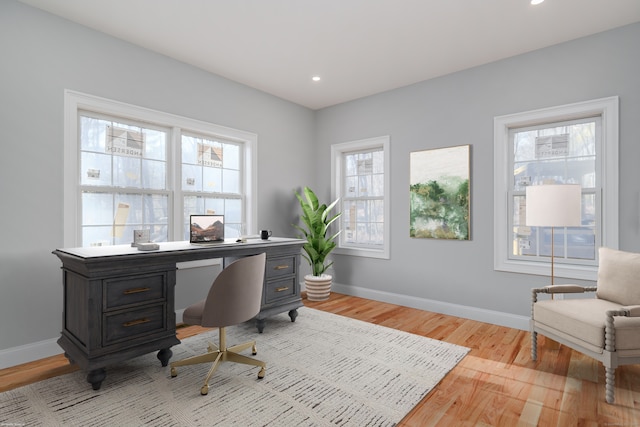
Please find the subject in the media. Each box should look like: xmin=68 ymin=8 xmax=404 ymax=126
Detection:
xmin=53 ymin=237 xmax=304 ymax=390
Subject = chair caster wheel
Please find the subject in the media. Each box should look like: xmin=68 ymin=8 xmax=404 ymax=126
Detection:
xmin=252 ymin=344 xmax=257 ymax=355
xmin=258 ymin=367 xmax=265 ymax=379
xmin=170 ymin=367 xmax=177 ymax=377
xmin=201 ymin=385 xmax=209 ymax=395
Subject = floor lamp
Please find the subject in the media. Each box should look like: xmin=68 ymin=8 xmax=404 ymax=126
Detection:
xmin=525 ymin=184 xmax=582 ymax=286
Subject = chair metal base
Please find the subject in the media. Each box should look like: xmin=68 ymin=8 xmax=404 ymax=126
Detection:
xmin=170 ymin=327 xmax=266 ymax=395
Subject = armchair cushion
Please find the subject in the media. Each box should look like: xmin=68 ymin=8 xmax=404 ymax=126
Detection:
xmin=534 ymin=299 xmax=640 ymax=354
xmin=597 ymin=247 xmax=640 ymax=305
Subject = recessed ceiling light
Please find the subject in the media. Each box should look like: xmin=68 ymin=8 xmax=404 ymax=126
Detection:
xmin=531 ymin=0 xmax=544 ymax=4
xmin=312 ymin=76 xmax=321 ymax=82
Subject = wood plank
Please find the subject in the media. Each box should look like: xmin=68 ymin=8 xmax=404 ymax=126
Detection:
xmin=2 ymin=292 xmax=640 ymax=425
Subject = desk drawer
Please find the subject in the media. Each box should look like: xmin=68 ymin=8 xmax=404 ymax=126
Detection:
xmin=104 ymin=274 xmax=165 ymax=310
xmin=265 ymin=277 xmax=296 ymax=304
xmin=266 ymin=256 xmax=296 ymax=279
xmin=104 ymin=305 xmax=165 ymax=345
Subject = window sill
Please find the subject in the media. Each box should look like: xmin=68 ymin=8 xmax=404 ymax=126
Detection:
xmin=495 ymin=258 xmax=597 ymax=282
xmin=334 ymin=246 xmax=389 ymax=260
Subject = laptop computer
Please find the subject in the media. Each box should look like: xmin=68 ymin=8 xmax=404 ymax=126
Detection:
xmin=189 ymin=214 xmax=225 ymax=244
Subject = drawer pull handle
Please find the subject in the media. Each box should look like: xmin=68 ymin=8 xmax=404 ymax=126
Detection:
xmin=123 ymin=287 xmax=151 ymax=295
xmin=274 ymin=265 xmax=289 ymax=270
xmin=123 ymin=318 xmax=150 ymax=327
xmin=275 ymin=286 xmax=289 ymax=292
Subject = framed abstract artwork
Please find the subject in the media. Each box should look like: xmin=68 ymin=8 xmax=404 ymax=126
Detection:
xmin=409 ymin=145 xmax=471 ymax=240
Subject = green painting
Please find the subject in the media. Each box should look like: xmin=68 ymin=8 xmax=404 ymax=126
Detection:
xmin=410 ymin=145 xmax=470 ymax=240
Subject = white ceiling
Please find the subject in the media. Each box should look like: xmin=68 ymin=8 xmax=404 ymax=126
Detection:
xmin=20 ymin=0 xmax=640 ymax=110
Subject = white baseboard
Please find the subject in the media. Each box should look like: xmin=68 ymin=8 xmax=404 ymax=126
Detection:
xmin=331 ymin=282 xmax=530 ymax=331
xmin=0 ymin=310 xmax=189 ymax=371
xmin=0 ymin=338 xmax=62 ymax=370
xmin=0 ymin=289 xmax=529 ymax=370
xmin=175 ymin=308 xmax=185 ymax=325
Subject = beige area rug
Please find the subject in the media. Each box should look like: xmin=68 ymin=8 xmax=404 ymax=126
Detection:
xmin=0 ymin=307 xmax=468 ymax=426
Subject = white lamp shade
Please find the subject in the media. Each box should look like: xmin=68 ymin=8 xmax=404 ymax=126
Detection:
xmin=525 ymin=184 xmax=582 ymax=227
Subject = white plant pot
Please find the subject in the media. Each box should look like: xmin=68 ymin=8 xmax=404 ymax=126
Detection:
xmin=304 ymin=274 xmax=332 ymax=301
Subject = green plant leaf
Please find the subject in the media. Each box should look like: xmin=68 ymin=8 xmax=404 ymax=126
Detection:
xmin=294 ymin=187 xmax=342 ymax=277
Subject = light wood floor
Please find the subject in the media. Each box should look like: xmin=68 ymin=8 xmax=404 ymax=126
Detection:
xmin=2 ymin=293 xmax=639 ymax=426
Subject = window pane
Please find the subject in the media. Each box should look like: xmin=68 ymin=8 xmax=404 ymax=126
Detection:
xmin=343 ymin=200 xmax=356 ymax=243
xmin=223 ymin=142 xmax=240 ymax=170
xmin=225 ymin=198 xmax=242 ymax=224
xmin=225 ymin=198 xmax=242 ymax=238
xmin=203 ymin=198 xmax=224 ymax=215
xmin=371 ymin=223 xmax=384 ymax=245
xmin=345 ymin=176 xmax=357 ymax=198
xmin=582 ymin=193 xmax=596 ymax=227
xmin=80 ymin=114 xmax=168 ymax=192
xmin=371 ymin=200 xmax=384 ymax=222
xmin=80 ymin=116 xmax=107 ymax=152
xmin=144 ymin=194 xmax=169 ymax=243
xmin=143 ymin=129 xmax=166 ymax=161
xmin=182 ymin=135 xmax=198 ymax=164
xmin=345 ymin=153 xmax=357 ymax=176
xmin=372 ymin=150 xmax=384 ymax=174
xmin=567 ymin=227 xmax=596 ymax=260
xmin=82 ymin=226 xmax=113 ymax=247
xmin=82 ymin=192 xmax=113 ymax=225
xmin=142 ymin=159 xmax=165 ymax=190
xmin=222 ymin=169 xmax=240 ymax=194
xmin=510 ymin=117 xmax=598 ymax=263
xmin=80 ymin=191 xmax=168 ymax=246
xmin=113 ymin=156 xmax=141 ymax=188
xmin=568 ymin=158 xmax=596 ymax=187
xmin=356 ymin=200 xmax=368 ymax=222
xmin=182 ymin=164 xmax=202 ymax=192
xmin=116 ymin=194 xmax=143 ymax=224
xmin=358 ymin=175 xmax=371 ymax=197
xmin=182 ymin=135 xmax=242 ymax=196
xmin=81 ymin=152 xmax=112 ymax=186
xmin=340 ymin=147 xmax=385 ymax=249
xmin=356 ymin=222 xmax=370 ymax=244
xmin=522 ymin=226 xmax=591 ymax=261
xmin=371 ymin=174 xmax=384 ymax=197
xmin=202 ymin=166 xmax=222 ymax=192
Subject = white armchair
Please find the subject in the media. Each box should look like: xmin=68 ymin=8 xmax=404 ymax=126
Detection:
xmin=531 ymin=247 xmax=640 ymax=403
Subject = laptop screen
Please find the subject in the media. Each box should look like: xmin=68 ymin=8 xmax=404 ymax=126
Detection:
xmin=189 ymin=215 xmax=225 ymax=243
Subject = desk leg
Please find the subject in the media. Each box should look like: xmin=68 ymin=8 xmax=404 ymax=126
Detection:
xmin=157 ymin=348 xmax=173 ymax=367
xmin=87 ymin=368 xmax=106 ymax=390
xmin=256 ymin=318 xmax=266 ymax=334
xmin=63 ymin=352 xmax=75 ymax=365
xmin=288 ymin=309 xmax=298 ymax=322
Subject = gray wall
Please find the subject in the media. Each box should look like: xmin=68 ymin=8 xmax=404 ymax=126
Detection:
xmin=316 ymin=22 xmax=640 ymax=322
xmin=0 ymin=1 xmax=315 ymax=355
xmin=1 ymin=0 xmax=638 ymax=364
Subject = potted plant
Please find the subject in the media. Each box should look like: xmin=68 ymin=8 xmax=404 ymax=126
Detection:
xmin=294 ymin=186 xmax=342 ymax=301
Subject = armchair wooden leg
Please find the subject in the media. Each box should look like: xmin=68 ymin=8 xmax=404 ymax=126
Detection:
xmin=531 ymin=331 xmax=538 ymax=361
xmin=605 ymin=366 xmax=615 ymax=403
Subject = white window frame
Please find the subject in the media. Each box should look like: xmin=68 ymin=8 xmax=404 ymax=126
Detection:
xmin=63 ymin=90 xmax=257 ymax=247
xmin=331 ymin=135 xmax=390 ymax=259
xmin=493 ymin=96 xmax=619 ymax=280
